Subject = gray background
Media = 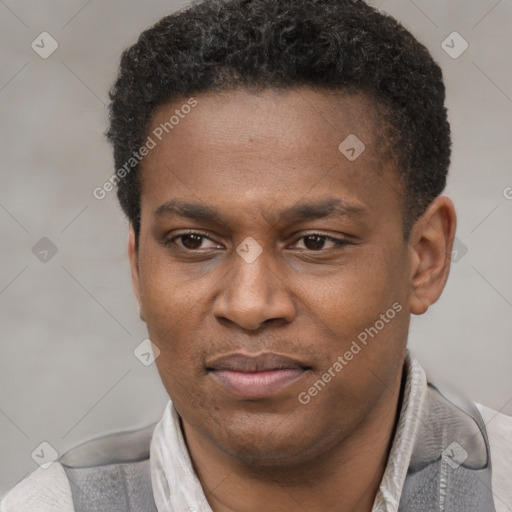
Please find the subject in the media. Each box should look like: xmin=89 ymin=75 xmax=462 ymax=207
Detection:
xmin=0 ymin=0 xmax=511 ymax=495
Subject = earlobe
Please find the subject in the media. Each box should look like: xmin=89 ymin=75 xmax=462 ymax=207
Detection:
xmin=408 ymin=196 xmax=457 ymax=315
xmin=128 ymin=225 xmax=146 ymax=322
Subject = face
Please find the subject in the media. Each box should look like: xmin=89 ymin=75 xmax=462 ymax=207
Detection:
xmin=131 ymin=88 xmax=416 ymax=465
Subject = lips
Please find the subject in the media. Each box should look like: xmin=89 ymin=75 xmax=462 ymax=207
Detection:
xmin=207 ymin=353 xmax=310 ymax=399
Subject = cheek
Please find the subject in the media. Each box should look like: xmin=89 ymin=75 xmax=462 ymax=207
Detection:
xmin=310 ymin=247 xmax=404 ymax=332
xmin=138 ymin=252 xmax=206 ymax=333
xmin=303 ymin=244 xmax=409 ymax=399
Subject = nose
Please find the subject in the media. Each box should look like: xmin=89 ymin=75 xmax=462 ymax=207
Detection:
xmin=212 ymin=249 xmax=296 ymax=331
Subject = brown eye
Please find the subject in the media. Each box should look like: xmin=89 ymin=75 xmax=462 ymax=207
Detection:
xmin=164 ymin=231 xmax=221 ymax=251
xmin=180 ymin=233 xmax=205 ymax=250
xmin=291 ymin=234 xmax=348 ymax=251
xmin=303 ymin=235 xmax=327 ymax=250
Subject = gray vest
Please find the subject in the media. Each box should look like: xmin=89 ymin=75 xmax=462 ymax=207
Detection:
xmin=60 ymin=383 xmax=497 ymax=511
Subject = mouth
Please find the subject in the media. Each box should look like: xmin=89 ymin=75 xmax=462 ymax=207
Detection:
xmin=207 ymin=352 xmax=311 ymax=399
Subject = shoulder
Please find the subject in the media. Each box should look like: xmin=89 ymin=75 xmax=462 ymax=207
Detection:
xmin=476 ymin=403 xmax=512 ymax=512
xmin=0 ymin=463 xmax=74 ymax=512
xmin=0 ymin=422 xmax=157 ymax=512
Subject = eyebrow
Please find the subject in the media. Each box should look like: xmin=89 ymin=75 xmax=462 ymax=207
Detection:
xmin=153 ymin=197 xmax=368 ymax=225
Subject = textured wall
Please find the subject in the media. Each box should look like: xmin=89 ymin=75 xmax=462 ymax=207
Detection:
xmin=0 ymin=0 xmax=511 ymax=494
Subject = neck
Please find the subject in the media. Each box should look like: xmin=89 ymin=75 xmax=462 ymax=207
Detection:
xmin=182 ymin=368 xmax=405 ymax=512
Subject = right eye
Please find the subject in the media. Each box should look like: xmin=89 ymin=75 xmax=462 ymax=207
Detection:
xmin=164 ymin=231 xmax=223 ymax=251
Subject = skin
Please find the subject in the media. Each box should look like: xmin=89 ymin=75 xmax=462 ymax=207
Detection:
xmin=128 ymin=87 xmax=456 ymax=511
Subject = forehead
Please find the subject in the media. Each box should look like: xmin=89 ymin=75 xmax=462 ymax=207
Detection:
xmin=139 ymin=87 xmax=402 ymax=226
xmin=146 ymin=87 xmax=383 ymax=159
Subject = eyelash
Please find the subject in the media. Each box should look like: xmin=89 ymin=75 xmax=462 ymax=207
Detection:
xmin=164 ymin=231 xmax=350 ymax=252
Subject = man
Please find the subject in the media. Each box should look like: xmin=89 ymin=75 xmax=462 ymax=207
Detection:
xmin=1 ymin=0 xmax=510 ymax=510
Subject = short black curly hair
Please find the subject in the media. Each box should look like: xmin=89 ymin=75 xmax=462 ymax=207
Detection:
xmin=106 ymin=0 xmax=451 ymax=244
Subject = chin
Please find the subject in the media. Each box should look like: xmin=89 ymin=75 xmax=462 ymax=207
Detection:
xmin=206 ymin=412 xmax=333 ymax=467
xmin=221 ymin=438 xmax=311 ymax=467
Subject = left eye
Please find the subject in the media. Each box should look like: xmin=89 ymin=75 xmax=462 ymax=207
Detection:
xmin=290 ymin=234 xmax=346 ymax=251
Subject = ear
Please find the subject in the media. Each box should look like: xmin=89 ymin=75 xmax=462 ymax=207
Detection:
xmin=408 ymin=196 xmax=457 ymax=315
xmin=128 ymin=224 xmax=146 ymax=322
